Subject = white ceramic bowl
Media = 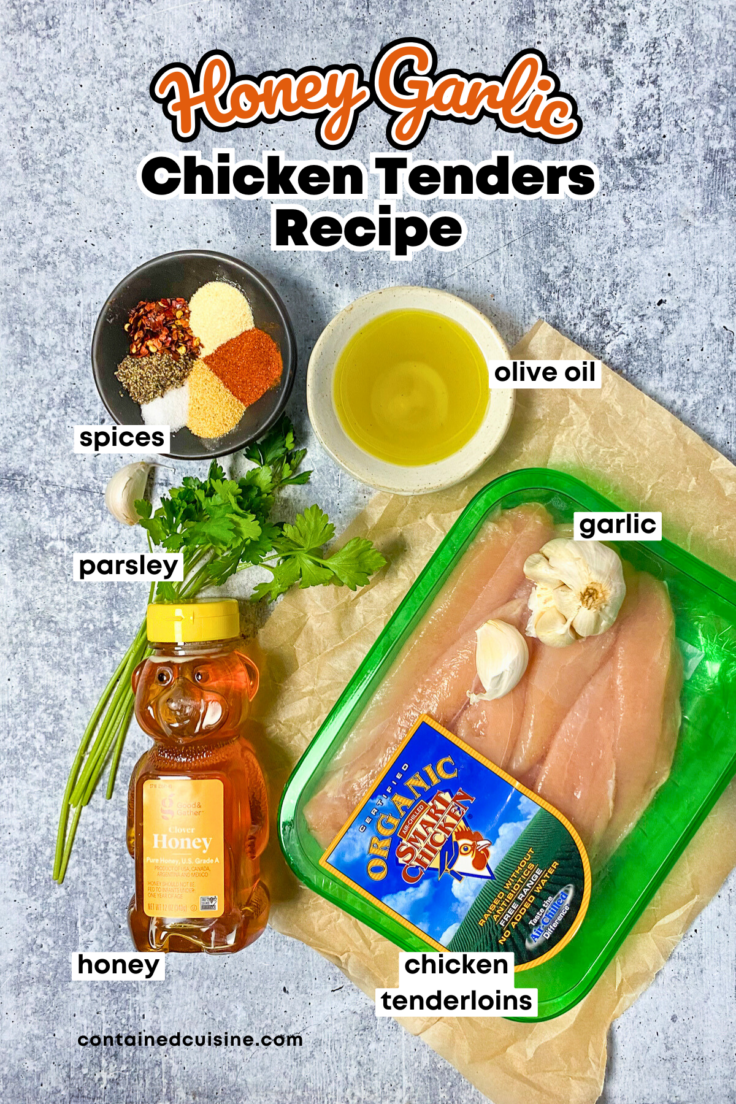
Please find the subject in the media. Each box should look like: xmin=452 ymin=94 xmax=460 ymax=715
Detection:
xmin=307 ymin=286 xmax=514 ymax=495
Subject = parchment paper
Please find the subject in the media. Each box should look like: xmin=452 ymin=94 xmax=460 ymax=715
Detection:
xmin=255 ymin=321 xmax=736 ymax=1104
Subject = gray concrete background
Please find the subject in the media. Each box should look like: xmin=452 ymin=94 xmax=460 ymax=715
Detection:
xmin=2 ymin=0 xmax=735 ymax=1101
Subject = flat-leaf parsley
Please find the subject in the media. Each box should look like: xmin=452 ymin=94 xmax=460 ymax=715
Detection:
xmin=53 ymin=417 xmax=385 ymax=884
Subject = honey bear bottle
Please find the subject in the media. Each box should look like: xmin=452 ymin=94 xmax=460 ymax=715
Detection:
xmin=127 ymin=600 xmax=270 ymax=953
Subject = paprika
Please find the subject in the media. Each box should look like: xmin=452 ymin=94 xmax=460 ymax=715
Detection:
xmin=204 ymin=327 xmax=283 ymax=407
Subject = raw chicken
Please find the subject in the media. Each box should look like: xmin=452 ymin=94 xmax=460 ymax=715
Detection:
xmin=509 ymin=626 xmax=618 ymax=785
xmin=597 ymin=572 xmax=681 ymax=859
xmin=340 ymin=502 xmax=555 ymax=745
xmin=453 ymin=592 xmax=536 ymax=771
xmin=534 ymin=661 xmax=617 ymax=853
xmin=533 ymin=570 xmax=681 ymax=859
xmin=305 ymin=504 xmax=555 ymax=844
xmin=306 ymin=503 xmax=683 ymax=867
xmin=453 ymin=676 xmax=528 ymax=773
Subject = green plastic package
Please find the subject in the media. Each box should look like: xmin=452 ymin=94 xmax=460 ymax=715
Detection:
xmin=278 ymin=469 xmax=736 ymax=1020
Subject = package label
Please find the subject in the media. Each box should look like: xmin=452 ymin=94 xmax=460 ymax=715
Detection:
xmin=143 ymin=778 xmax=224 ymax=918
xmin=321 ymin=715 xmax=591 ymax=969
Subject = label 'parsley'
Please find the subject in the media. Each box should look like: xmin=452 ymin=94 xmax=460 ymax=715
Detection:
xmin=53 ymin=417 xmax=386 ymax=885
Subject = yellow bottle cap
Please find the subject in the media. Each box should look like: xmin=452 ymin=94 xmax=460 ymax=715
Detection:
xmin=146 ymin=599 xmax=240 ymax=644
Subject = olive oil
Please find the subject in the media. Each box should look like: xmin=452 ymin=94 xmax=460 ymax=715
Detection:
xmin=333 ymin=309 xmax=489 ymax=466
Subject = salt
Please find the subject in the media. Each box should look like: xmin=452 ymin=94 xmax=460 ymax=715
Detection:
xmin=141 ymin=382 xmax=189 ymax=432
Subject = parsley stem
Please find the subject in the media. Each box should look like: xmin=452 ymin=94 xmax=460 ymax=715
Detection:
xmin=178 ymin=560 xmax=213 ymax=600
xmin=184 ymin=547 xmax=209 ymax=572
xmin=55 ymin=803 xmax=84 ymax=887
xmin=105 ymin=693 xmax=140 ymax=800
xmin=55 ymin=416 xmax=383 ymax=886
xmin=53 ymin=624 xmax=145 ymax=882
xmin=105 ymin=579 xmax=154 ymax=802
xmin=69 ymin=639 xmax=142 ymax=804
xmin=56 ymin=588 xmax=157 ymax=883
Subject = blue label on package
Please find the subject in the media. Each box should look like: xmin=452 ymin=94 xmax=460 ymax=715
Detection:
xmin=320 ymin=715 xmax=591 ymax=968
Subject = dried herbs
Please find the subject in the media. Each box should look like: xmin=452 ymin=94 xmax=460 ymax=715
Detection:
xmin=116 ymin=352 xmax=195 ymax=404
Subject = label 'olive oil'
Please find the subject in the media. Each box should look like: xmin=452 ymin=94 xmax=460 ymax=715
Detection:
xmin=333 ymin=309 xmax=490 ymax=466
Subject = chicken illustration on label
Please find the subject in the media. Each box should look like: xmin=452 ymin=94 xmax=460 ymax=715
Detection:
xmin=394 ymin=789 xmax=496 ymax=885
xmin=321 ymin=715 xmax=591 ymax=968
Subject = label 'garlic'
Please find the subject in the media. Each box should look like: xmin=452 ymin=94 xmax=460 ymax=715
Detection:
xmin=105 ymin=462 xmax=151 ymax=526
xmin=468 ymin=619 xmax=529 ymax=703
xmin=524 ymin=538 xmax=626 ymax=647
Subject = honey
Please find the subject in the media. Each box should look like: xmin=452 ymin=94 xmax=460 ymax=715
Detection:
xmin=127 ymin=600 xmax=269 ymax=953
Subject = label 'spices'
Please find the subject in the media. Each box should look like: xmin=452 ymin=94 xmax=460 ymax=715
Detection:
xmin=321 ymin=716 xmax=591 ymax=969
xmin=143 ymin=778 xmax=225 ymax=919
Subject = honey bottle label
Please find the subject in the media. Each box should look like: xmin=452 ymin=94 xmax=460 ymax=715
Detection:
xmin=142 ymin=778 xmax=225 ymax=918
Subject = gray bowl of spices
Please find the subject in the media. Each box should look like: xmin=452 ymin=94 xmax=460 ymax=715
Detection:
xmin=91 ymin=249 xmax=297 ymax=460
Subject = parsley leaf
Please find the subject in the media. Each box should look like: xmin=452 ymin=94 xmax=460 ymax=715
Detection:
xmin=251 ymin=557 xmax=303 ymax=602
xmin=318 ymin=537 xmax=388 ymax=589
xmin=134 ymin=417 xmax=385 ymax=603
xmin=155 ymin=581 xmax=178 ymax=602
xmin=280 ymin=505 xmax=335 ymax=551
xmin=257 ymin=505 xmax=387 ymax=598
xmin=55 ymin=414 xmax=386 ymax=888
xmin=244 ymin=417 xmax=312 ymax=489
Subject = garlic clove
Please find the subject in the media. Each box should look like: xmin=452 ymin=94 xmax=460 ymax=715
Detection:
xmin=571 ymin=605 xmax=606 ymax=638
xmin=523 ymin=551 xmax=565 ymax=590
xmin=105 ymin=462 xmax=152 ymax=526
xmin=531 ymin=606 xmax=578 ymax=648
xmin=526 ymin=579 xmax=575 ymax=646
xmin=524 ymin=537 xmax=626 ymax=647
xmin=552 ymin=584 xmax=583 ymax=621
xmin=468 ymin=619 xmax=529 ymax=703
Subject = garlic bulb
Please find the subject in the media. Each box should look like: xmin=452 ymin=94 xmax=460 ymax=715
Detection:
xmin=105 ymin=462 xmax=151 ymax=526
xmin=468 ymin=619 xmax=529 ymax=703
xmin=524 ymin=538 xmax=626 ymax=647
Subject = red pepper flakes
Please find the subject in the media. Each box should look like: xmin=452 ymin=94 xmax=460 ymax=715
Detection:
xmin=204 ymin=328 xmax=283 ymax=407
xmin=125 ymin=298 xmax=202 ymax=359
